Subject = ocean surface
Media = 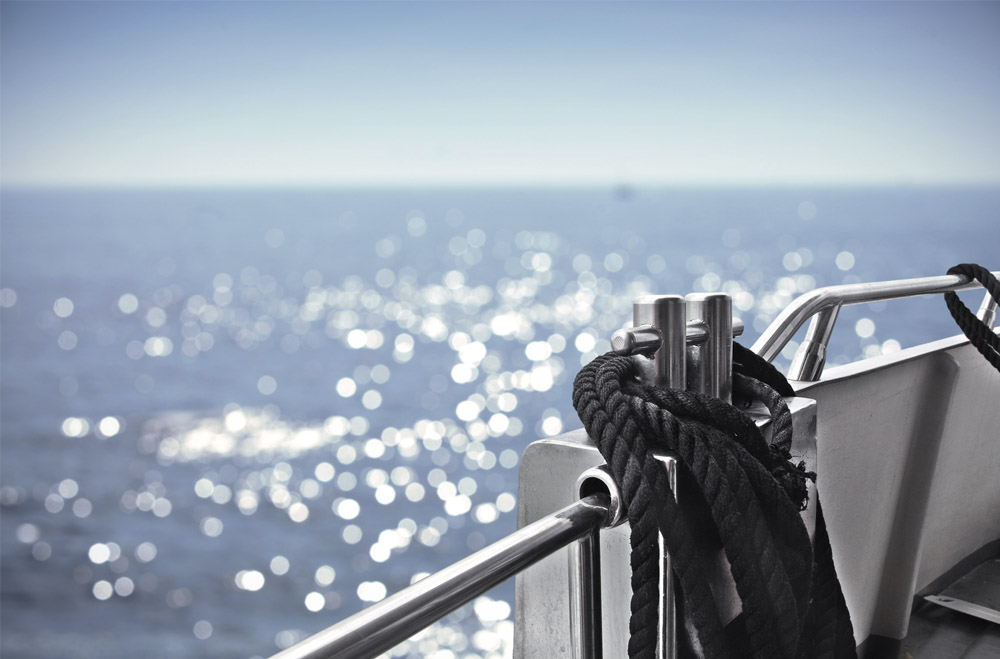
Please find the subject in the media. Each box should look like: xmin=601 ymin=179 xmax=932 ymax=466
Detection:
xmin=1 ymin=187 xmax=997 ymax=658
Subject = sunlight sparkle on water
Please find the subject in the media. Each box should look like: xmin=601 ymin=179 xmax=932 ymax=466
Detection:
xmin=1 ymin=209 xmax=895 ymax=659
xmin=235 ymin=570 xmax=265 ymax=591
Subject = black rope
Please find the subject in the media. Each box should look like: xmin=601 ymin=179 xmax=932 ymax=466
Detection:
xmin=572 ymin=343 xmax=856 ymax=659
xmin=944 ymin=263 xmax=1000 ymax=372
xmin=734 ymin=342 xmax=795 ymax=398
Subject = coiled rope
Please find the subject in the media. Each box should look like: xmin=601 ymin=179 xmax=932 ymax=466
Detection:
xmin=572 ymin=343 xmax=856 ymax=659
xmin=944 ymin=263 xmax=1000 ymax=372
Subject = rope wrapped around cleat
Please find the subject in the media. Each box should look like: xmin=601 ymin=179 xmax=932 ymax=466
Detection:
xmin=572 ymin=342 xmax=856 ymax=659
xmin=944 ymin=263 xmax=1000 ymax=372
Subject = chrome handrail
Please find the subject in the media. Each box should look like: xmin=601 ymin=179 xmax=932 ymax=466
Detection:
xmin=269 ymin=494 xmax=611 ymax=659
xmin=751 ymin=270 xmax=999 ymax=382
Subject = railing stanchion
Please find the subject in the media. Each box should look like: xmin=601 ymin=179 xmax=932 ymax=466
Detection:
xmin=789 ymin=303 xmax=841 ymax=381
xmin=751 ymin=270 xmax=1000 ymax=381
xmin=569 ymin=529 xmax=603 ymax=659
xmin=977 ymin=290 xmax=997 ymax=327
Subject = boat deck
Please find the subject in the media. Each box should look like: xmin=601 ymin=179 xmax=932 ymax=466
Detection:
xmin=904 ymin=558 xmax=1000 ymax=659
xmin=903 ymin=604 xmax=1000 ymax=658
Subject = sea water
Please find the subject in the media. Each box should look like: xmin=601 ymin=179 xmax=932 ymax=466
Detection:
xmin=1 ymin=187 xmax=997 ymax=658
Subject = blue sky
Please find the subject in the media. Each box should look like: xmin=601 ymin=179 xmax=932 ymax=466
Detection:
xmin=2 ymin=1 xmax=999 ymax=187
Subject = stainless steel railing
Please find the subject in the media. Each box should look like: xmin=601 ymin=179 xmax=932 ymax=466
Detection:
xmin=751 ymin=270 xmax=999 ymax=382
xmin=269 ymin=493 xmax=612 ymax=659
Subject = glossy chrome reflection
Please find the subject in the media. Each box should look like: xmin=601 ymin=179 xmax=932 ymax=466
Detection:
xmin=685 ymin=293 xmax=733 ymax=403
xmin=576 ymin=465 xmax=625 ymax=529
xmin=569 ymin=527 xmax=603 ymax=659
xmin=612 ymin=318 xmax=744 ymax=357
xmin=977 ymin=290 xmax=997 ymax=328
xmin=568 ymin=465 xmax=629 ymax=659
xmin=633 ymin=295 xmax=686 ymax=388
xmin=787 ymin=304 xmax=841 ymax=383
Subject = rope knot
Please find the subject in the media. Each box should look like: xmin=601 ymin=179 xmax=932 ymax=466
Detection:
xmin=767 ymin=444 xmax=815 ymax=511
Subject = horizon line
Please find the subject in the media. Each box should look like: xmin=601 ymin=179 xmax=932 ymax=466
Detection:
xmin=4 ymin=179 xmax=1000 ymax=193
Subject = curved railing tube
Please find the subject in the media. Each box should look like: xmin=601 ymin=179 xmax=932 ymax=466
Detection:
xmin=751 ymin=271 xmax=999 ymax=381
xmin=269 ymin=494 xmax=611 ymax=659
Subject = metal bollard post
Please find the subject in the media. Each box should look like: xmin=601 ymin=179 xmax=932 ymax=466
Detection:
xmin=632 ymin=296 xmax=686 ymax=659
xmin=632 ymin=295 xmax=687 ymax=388
xmin=685 ymin=293 xmax=733 ymax=402
xmin=683 ymin=293 xmax=742 ymax=628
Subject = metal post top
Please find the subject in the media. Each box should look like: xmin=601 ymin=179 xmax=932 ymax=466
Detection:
xmin=634 ymin=293 xmax=685 ymax=304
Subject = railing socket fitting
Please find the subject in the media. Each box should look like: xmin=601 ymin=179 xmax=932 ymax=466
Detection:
xmin=576 ymin=465 xmax=626 ymax=528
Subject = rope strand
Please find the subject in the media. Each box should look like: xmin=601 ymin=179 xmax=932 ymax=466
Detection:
xmin=572 ymin=343 xmax=856 ymax=659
